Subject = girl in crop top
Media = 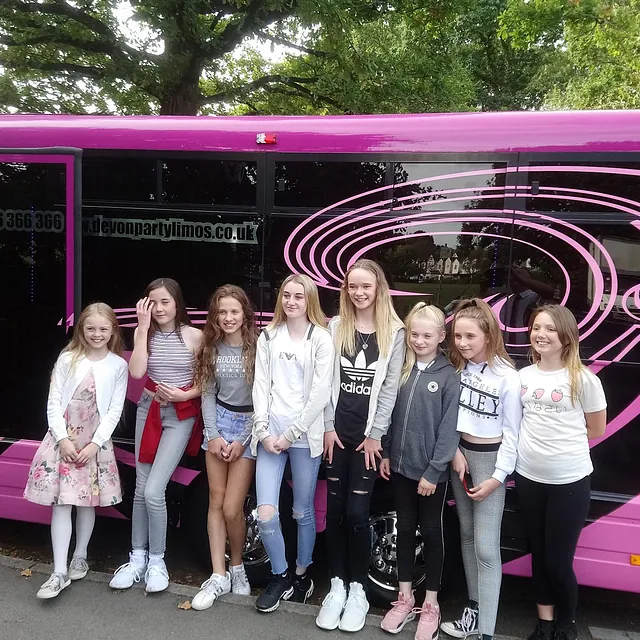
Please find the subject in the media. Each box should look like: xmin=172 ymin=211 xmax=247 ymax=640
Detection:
xmin=190 ymin=285 xmax=258 ymax=611
xmin=109 ymin=277 xmax=202 ymax=595
xmin=440 ymin=298 xmax=522 ymax=640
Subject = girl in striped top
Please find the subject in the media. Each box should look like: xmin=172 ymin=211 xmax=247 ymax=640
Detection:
xmin=109 ymin=277 xmax=202 ymax=594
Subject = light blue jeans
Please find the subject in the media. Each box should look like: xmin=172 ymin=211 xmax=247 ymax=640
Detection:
xmin=255 ymin=444 xmax=321 ymax=575
xmin=133 ymin=393 xmax=194 ymax=556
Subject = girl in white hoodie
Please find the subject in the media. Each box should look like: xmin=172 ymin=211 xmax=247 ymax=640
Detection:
xmin=440 ymin=298 xmax=522 ymax=640
xmin=251 ymin=273 xmax=333 ymax=613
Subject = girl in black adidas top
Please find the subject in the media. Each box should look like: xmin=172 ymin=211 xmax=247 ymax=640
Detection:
xmin=317 ymin=259 xmax=405 ymax=633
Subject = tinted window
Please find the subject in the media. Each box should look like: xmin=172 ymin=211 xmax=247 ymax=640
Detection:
xmin=393 ymin=162 xmax=508 ymax=212
xmin=267 ymin=210 xmax=514 ymax=320
xmin=274 ymin=162 xmax=386 ymax=209
xmin=525 ymin=161 xmax=640 ymax=214
xmin=163 ymin=160 xmax=257 ymax=207
xmin=83 ymin=156 xmax=157 ymax=202
xmin=0 ymin=161 xmax=68 ymax=440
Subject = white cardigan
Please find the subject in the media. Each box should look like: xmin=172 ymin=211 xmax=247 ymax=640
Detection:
xmin=47 ymin=351 xmax=129 ymax=447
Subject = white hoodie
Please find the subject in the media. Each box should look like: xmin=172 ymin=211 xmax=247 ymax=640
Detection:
xmin=457 ymin=358 xmax=522 ymax=483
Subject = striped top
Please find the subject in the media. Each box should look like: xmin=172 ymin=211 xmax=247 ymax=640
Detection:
xmin=147 ymin=328 xmax=195 ymax=387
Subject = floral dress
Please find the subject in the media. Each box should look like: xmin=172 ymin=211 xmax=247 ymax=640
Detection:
xmin=24 ymin=370 xmax=122 ymax=507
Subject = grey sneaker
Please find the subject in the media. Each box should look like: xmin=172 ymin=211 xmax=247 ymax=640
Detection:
xmin=68 ymin=557 xmax=89 ymax=581
xmin=36 ymin=572 xmax=71 ymax=599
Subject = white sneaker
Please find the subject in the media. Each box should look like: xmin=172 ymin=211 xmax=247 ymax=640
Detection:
xmin=316 ymin=577 xmax=347 ymax=630
xmin=109 ymin=551 xmax=147 ymax=590
xmin=339 ymin=582 xmax=370 ymax=632
xmin=191 ymin=572 xmax=231 ymax=610
xmin=36 ymin=572 xmax=71 ymax=599
xmin=230 ymin=565 xmax=251 ymax=596
xmin=145 ymin=556 xmax=169 ymax=593
xmin=68 ymin=556 xmax=89 ymax=581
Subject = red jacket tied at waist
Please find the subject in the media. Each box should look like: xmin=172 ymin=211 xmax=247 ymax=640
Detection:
xmin=138 ymin=378 xmax=203 ymax=464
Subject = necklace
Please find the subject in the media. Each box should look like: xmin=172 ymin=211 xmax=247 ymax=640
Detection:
xmin=157 ymin=328 xmax=176 ymax=339
xmin=357 ymin=330 xmax=372 ymax=350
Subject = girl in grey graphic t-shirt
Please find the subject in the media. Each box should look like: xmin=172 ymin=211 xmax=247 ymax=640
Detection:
xmin=191 ymin=285 xmax=258 ymax=611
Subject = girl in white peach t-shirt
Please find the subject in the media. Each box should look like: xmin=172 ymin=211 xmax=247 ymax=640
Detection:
xmin=517 ymin=305 xmax=606 ymax=640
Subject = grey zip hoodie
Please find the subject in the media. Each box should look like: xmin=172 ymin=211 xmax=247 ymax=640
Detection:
xmin=382 ymin=354 xmax=461 ymax=484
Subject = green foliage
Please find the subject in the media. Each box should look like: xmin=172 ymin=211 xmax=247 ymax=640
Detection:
xmin=501 ymin=0 xmax=640 ymax=110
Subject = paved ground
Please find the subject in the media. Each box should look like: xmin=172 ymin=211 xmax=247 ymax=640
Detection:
xmin=1 ymin=517 xmax=638 ymax=639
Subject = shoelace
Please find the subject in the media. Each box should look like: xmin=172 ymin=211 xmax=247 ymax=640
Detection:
xmin=42 ymin=573 xmax=65 ymax=590
xmin=70 ymin=558 xmax=88 ymax=571
xmin=345 ymin=590 xmax=367 ymax=610
xmin=264 ymin=576 xmax=287 ymax=595
xmin=321 ymin=588 xmax=344 ymax=607
xmin=113 ymin=562 xmax=143 ymax=583
xmin=146 ymin=564 xmax=168 ymax=579
xmin=389 ymin=597 xmax=414 ymax=615
xmin=200 ymin=576 xmax=226 ymax=595
xmin=232 ymin=570 xmax=249 ymax=589
xmin=457 ymin=607 xmax=477 ymax=632
xmin=413 ymin=605 xmax=439 ymax=623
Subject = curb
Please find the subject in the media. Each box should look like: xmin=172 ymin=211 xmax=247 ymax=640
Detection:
xmin=0 ymin=553 xmax=534 ymax=639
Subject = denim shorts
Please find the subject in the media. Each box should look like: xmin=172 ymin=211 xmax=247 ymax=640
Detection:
xmin=202 ymin=403 xmax=255 ymax=460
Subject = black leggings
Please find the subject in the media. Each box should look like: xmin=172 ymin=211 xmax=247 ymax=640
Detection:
xmin=516 ymin=473 xmax=591 ymax=625
xmin=325 ymin=444 xmax=377 ymax=586
xmin=394 ymin=473 xmax=447 ymax=591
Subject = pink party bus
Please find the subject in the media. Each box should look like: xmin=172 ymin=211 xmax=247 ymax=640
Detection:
xmin=0 ymin=111 xmax=639 ymax=602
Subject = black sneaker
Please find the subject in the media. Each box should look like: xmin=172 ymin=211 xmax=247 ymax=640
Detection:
xmin=255 ymin=571 xmax=294 ymax=613
xmin=440 ymin=605 xmax=479 ymax=638
xmin=291 ymin=573 xmax=314 ymax=603
xmin=556 ymin=622 xmax=578 ymax=640
xmin=528 ymin=620 xmax=556 ymax=640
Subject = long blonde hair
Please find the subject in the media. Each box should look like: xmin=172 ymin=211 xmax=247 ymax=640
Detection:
xmin=336 ymin=259 xmax=403 ymax=357
xmin=449 ymin=298 xmax=513 ymax=372
xmin=267 ymin=273 xmax=327 ymax=331
xmin=401 ymin=302 xmax=446 ymax=385
xmin=195 ymin=285 xmax=258 ymax=388
xmin=529 ymin=304 xmax=583 ymax=404
xmin=64 ymin=302 xmax=124 ymax=371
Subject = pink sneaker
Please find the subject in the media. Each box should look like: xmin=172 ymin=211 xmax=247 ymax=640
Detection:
xmin=381 ymin=591 xmax=416 ymax=634
xmin=414 ymin=603 xmax=441 ymax=640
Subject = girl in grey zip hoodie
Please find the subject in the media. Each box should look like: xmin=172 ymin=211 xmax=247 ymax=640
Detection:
xmin=379 ymin=303 xmax=460 ymax=637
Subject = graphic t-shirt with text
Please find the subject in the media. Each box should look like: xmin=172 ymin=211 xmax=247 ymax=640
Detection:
xmin=335 ymin=332 xmax=379 ymax=445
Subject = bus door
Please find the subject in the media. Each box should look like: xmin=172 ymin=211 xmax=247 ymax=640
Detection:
xmin=0 ymin=148 xmax=81 ymax=442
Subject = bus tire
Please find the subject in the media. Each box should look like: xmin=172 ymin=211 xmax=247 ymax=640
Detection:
xmin=367 ymin=510 xmax=427 ymax=607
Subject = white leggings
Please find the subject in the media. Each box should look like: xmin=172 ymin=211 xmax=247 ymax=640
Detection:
xmin=50 ymin=505 xmax=96 ymax=574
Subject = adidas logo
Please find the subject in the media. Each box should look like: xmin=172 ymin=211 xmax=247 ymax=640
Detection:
xmin=340 ymin=351 xmax=377 ymax=396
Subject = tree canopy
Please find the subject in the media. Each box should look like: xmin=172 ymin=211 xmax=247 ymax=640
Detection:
xmin=0 ymin=0 xmax=638 ymax=115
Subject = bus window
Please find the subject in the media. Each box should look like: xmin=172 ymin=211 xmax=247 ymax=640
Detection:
xmin=274 ymin=161 xmax=386 ymax=210
xmin=525 ymin=161 xmax=640 ymax=215
xmin=162 ymin=159 xmax=257 ymax=207
xmin=0 ymin=161 xmax=68 ymax=440
xmin=83 ymin=156 xmax=157 ymax=203
xmin=273 ymin=206 xmax=515 ymax=320
xmin=393 ymin=162 xmax=508 ymax=212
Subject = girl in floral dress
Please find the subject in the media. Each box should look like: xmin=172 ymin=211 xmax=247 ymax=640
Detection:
xmin=24 ymin=302 xmax=128 ymax=599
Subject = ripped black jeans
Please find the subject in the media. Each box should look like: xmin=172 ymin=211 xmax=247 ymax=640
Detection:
xmin=325 ymin=443 xmax=377 ymax=586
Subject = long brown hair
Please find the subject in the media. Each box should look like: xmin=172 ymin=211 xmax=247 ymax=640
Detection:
xmin=529 ymin=304 xmax=583 ymax=404
xmin=267 ymin=273 xmax=327 ymax=331
xmin=336 ymin=259 xmax=403 ymax=358
xmin=144 ymin=277 xmax=191 ymax=348
xmin=195 ymin=285 xmax=258 ymax=387
xmin=449 ymin=297 xmax=513 ymax=372
xmin=64 ymin=302 xmax=124 ymax=371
